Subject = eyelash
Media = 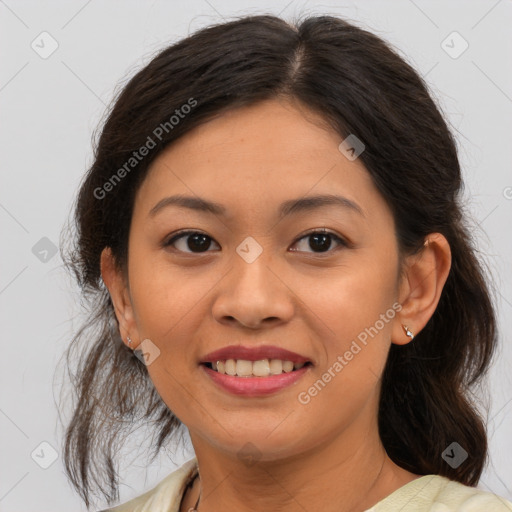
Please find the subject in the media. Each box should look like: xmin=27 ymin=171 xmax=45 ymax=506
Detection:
xmin=163 ymin=228 xmax=349 ymax=256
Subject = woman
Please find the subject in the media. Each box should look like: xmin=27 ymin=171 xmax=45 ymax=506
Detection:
xmin=60 ymin=13 xmax=512 ymax=512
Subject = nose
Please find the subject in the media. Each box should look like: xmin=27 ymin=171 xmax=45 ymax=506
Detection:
xmin=211 ymin=248 xmax=295 ymax=329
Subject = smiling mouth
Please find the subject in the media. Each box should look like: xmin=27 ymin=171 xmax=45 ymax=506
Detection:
xmin=201 ymin=359 xmax=313 ymax=378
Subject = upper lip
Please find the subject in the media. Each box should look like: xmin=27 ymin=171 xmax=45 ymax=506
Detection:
xmin=200 ymin=345 xmax=312 ymax=364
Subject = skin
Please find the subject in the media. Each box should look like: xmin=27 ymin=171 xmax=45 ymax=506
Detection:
xmin=101 ymin=97 xmax=451 ymax=512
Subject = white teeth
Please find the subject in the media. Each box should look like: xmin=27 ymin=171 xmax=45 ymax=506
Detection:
xmin=225 ymin=359 xmax=236 ymax=376
xmin=209 ymin=359 xmax=307 ymax=377
xmin=236 ymin=359 xmax=253 ymax=377
xmin=269 ymin=359 xmax=283 ymax=375
xmin=253 ymin=359 xmax=270 ymax=376
xmin=283 ymin=360 xmax=294 ymax=373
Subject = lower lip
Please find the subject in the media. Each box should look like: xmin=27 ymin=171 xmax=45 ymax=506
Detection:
xmin=200 ymin=364 xmax=311 ymax=396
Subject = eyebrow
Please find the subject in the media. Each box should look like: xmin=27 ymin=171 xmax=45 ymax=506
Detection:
xmin=149 ymin=193 xmax=365 ymax=219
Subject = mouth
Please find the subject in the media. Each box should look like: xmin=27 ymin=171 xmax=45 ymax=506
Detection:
xmin=201 ymin=359 xmax=314 ymax=378
xmin=200 ymin=358 xmax=313 ymax=396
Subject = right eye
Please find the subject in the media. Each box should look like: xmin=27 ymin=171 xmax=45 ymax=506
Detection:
xmin=164 ymin=230 xmax=221 ymax=253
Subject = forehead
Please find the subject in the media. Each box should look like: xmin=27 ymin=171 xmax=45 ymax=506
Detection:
xmin=135 ymin=98 xmax=389 ymax=224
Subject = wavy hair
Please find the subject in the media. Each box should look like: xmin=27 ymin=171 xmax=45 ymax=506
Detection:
xmin=58 ymin=13 xmax=499 ymax=510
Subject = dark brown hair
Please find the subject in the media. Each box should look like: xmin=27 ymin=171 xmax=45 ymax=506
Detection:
xmin=58 ymin=13 xmax=499 ymax=510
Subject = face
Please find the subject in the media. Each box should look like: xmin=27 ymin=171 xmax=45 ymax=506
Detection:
xmin=108 ymin=98 xmax=411 ymax=461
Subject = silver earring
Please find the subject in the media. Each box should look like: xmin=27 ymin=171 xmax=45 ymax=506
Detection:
xmin=402 ymin=325 xmax=414 ymax=339
xmin=127 ymin=336 xmax=133 ymax=346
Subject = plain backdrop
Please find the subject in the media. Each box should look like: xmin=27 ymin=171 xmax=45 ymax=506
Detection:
xmin=1 ymin=1 xmax=511 ymax=510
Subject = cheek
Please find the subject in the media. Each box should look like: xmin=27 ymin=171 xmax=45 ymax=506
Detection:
xmin=311 ymin=259 xmax=396 ymax=337
xmin=129 ymin=263 xmax=200 ymax=417
xmin=303 ymin=255 xmax=397 ymax=390
xmin=128 ymin=252 xmax=197 ymax=334
xmin=293 ymin=275 xmax=395 ymax=433
xmin=127 ymin=256 xmax=220 ymax=387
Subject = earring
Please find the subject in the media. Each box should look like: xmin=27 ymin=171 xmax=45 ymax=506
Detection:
xmin=127 ymin=336 xmax=133 ymax=346
xmin=402 ymin=325 xmax=414 ymax=339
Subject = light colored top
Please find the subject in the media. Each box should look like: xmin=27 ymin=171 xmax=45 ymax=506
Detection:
xmin=100 ymin=457 xmax=512 ymax=512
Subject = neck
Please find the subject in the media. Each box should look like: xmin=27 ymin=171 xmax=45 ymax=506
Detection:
xmin=182 ymin=417 xmax=419 ymax=512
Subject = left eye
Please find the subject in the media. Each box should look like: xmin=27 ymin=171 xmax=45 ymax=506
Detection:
xmin=164 ymin=229 xmax=347 ymax=254
xmin=291 ymin=229 xmax=348 ymax=254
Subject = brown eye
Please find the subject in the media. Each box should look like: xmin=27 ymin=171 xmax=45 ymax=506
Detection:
xmin=163 ymin=229 xmax=348 ymax=255
xmin=164 ymin=231 xmax=220 ymax=253
xmin=290 ymin=229 xmax=347 ymax=254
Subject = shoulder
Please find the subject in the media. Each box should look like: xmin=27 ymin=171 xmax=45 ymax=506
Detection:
xmin=98 ymin=457 xmax=198 ymax=512
xmin=435 ymin=477 xmax=512 ymax=511
xmin=369 ymin=474 xmax=512 ymax=511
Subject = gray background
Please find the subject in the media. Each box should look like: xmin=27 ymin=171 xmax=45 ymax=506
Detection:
xmin=1 ymin=0 xmax=511 ymax=510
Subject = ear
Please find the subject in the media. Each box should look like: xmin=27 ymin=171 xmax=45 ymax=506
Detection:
xmin=100 ymin=247 xmax=140 ymax=349
xmin=392 ymin=233 xmax=452 ymax=345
